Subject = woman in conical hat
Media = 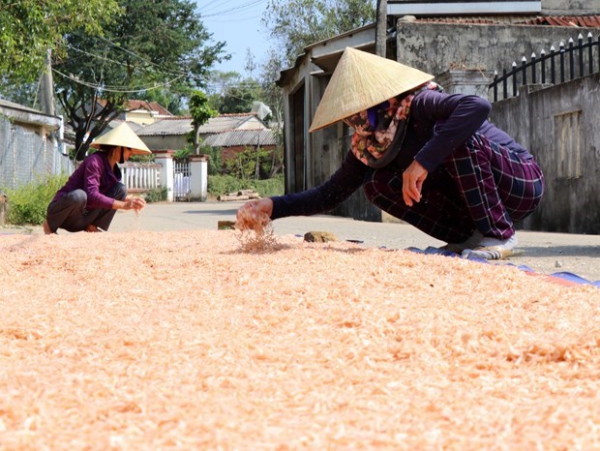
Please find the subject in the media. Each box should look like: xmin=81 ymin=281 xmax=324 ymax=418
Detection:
xmin=43 ymin=122 xmax=151 ymax=234
xmin=237 ymin=47 xmax=545 ymax=259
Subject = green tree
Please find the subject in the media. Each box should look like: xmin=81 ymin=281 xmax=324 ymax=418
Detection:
xmin=262 ymin=0 xmax=376 ymax=66
xmin=54 ymin=0 xmax=229 ymax=160
xmin=0 ymin=1 xmax=120 ymax=83
xmin=258 ymin=49 xmax=285 ymax=177
xmin=206 ymin=71 xmax=263 ymax=115
xmin=189 ymin=90 xmax=216 ymax=154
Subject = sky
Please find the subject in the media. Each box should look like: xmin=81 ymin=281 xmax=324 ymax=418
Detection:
xmin=193 ymin=0 xmax=274 ymax=76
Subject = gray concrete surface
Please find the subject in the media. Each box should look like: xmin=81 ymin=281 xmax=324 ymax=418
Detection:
xmin=2 ymin=200 xmax=599 ymax=283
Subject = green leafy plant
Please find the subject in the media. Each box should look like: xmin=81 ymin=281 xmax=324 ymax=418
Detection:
xmin=143 ymin=187 xmax=168 ymax=203
xmin=4 ymin=175 xmax=68 ymax=225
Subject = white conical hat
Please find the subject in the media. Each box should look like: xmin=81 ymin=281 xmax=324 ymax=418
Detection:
xmin=91 ymin=122 xmax=151 ymax=154
xmin=309 ymin=47 xmax=434 ymax=132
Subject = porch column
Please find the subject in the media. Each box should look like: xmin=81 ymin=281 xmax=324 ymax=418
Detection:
xmin=153 ymin=150 xmax=175 ymax=202
xmin=189 ymin=154 xmax=209 ymax=201
xmin=436 ymin=69 xmax=495 ymax=99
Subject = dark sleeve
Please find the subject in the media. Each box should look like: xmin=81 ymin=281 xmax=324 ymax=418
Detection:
xmin=83 ymin=155 xmax=115 ymax=210
xmin=411 ymin=90 xmax=491 ymax=171
xmin=271 ymin=150 xmax=368 ymax=220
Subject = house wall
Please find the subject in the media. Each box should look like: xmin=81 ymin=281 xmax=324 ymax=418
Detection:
xmin=489 ymin=73 xmax=600 ymax=234
xmin=127 ymin=110 xmax=156 ymax=125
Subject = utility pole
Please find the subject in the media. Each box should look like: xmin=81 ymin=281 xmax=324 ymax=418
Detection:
xmin=39 ymin=49 xmax=56 ymax=116
xmin=375 ymin=0 xmax=388 ymax=57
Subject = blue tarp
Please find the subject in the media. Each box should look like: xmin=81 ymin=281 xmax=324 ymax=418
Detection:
xmin=406 ymin=246 xmax=600 ymax=288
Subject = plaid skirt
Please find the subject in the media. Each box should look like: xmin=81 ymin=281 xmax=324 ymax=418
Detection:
xmin=362 ymin=133 xmax=545 ymax=243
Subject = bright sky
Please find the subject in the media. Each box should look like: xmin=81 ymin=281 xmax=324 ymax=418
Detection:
xmin=193 ymin=0 xmax=273 ymax=76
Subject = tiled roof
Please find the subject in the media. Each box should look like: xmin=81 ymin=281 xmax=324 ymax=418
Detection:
xmin=97 ymin=99 xmax=172 ymax=115
xmin=202 ymin=129 xmax=277 ymax=148
xmin=414 ymin=14 xmax=600 ymax=27
xmin=522 ymin=15 xmax=600 ymax=27
xmin=415 ymin=15 xmax=600 ymax=28
xmin=126 ymin=99 xmax=172 ymax=116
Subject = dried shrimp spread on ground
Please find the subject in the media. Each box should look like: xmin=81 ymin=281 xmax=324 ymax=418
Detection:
xmin=1 ymin=230 xmax=599 ymax=450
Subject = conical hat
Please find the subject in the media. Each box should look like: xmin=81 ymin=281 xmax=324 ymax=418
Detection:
xmin=309 ymin=47 xmax=434 ymax=132
xmin=91 ymin=122 xmax=151 ymax=154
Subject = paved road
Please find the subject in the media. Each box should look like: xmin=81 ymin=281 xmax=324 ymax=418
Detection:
xmin=3 ymin=200 xmax=599 ymax=283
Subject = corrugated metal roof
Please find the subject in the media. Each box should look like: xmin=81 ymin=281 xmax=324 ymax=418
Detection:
xmin=136 ymin=118 xmax=192 ymax=136
xmin=198 ymin=115 xmax=264 ymax=133
xmin=202 ymin=129 xmax=277 ymax=148
xmin=136 ymin=114 xmax=264 ymax=137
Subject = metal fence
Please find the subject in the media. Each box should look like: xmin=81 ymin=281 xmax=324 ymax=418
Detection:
xmin=489 ymin=32 xmax=600 ymax=102
xmin=173 ymin=159 xmax=191 ymax=201
xmin=0 ymin=116 xmax=74 ymax=191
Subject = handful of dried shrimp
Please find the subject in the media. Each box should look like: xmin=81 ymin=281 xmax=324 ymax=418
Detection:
xmin=235 ymin=207 xmax=278 ymax=252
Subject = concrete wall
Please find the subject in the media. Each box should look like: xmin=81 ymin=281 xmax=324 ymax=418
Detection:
xmin=490 ymin=73 xmax=600 ymax=234
xmin=396 ymin=22 xmax=599 ymax=81
xmin=542 ymin=0 xmax=600 ymax=14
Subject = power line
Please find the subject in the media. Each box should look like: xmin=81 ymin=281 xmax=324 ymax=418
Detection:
xmin=198 ymin=0 xmax=267 ymax=18
xmin=52 ymin=68 xmax=186 ymax=93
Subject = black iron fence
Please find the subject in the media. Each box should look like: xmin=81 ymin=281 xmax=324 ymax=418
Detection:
xmin=489 ymin=32 xmax=600 ymax=102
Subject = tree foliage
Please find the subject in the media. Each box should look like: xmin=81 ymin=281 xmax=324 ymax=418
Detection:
xmin=262 ymin=0 xmax=376 ymax=65
xmin=206 ymin=71 xmax=263 ymax=115
xmin=53 ymin=0 xmax=229 ymax=160
xmin=0 ymin=0 xmax=120 ymax=83
xmin=189 ymin=90 xmax=216 ymax=154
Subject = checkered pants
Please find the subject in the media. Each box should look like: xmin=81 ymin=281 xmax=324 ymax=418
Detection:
xmin=363 ymin=133 xmax=545 ymax=243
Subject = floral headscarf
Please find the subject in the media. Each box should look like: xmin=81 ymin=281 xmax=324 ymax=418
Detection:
xmin=344 ymin=82 xmax=442 ymax=168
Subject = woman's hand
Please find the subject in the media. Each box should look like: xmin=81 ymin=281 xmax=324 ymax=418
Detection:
xmin=402 ymin=160 xmax=428 ymax=207
xmin=121 ymin=197 xmax=146 ymax=211
xmin=237 ymin=198 xmax=273 ymax=221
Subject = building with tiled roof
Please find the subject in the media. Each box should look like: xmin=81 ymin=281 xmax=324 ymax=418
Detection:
xmin=96 ymin=99 xmax=173 ymax=125
xmin=136 ymin=113 xmax=270 ymax=151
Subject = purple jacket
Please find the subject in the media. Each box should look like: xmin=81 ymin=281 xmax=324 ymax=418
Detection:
xmin=272 ymin=90 xmax=533 ymax=219
xmin=52 ymin=152 xmax=121 ymax=210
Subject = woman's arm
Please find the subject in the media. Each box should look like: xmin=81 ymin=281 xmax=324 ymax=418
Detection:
xmin=411 ymin=90 xmax=491 ymax=172
xmin=237 ymin=151 xmax=367 ymax=221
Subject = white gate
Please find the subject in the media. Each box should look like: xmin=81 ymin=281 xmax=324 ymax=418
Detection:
xmin=173 ymin=160 xmax=191 ymax=201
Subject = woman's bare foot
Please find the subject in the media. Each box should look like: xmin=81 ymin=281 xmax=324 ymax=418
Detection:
xmin=42 ymin=220 xmax=53 ymax=235
xmin=84 ymin=224 xmax=101 ymax=233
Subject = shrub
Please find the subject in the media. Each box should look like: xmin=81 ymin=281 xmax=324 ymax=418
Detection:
xmin=143 ymin=187 xmax=168 ymax=203
xmin=5 ymin=174 xmax=68 ymax=225
xmin=207 ymin=175 xmax=252 ymax=197
xmin=208 ymin=174 xmax=284 ymax=198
